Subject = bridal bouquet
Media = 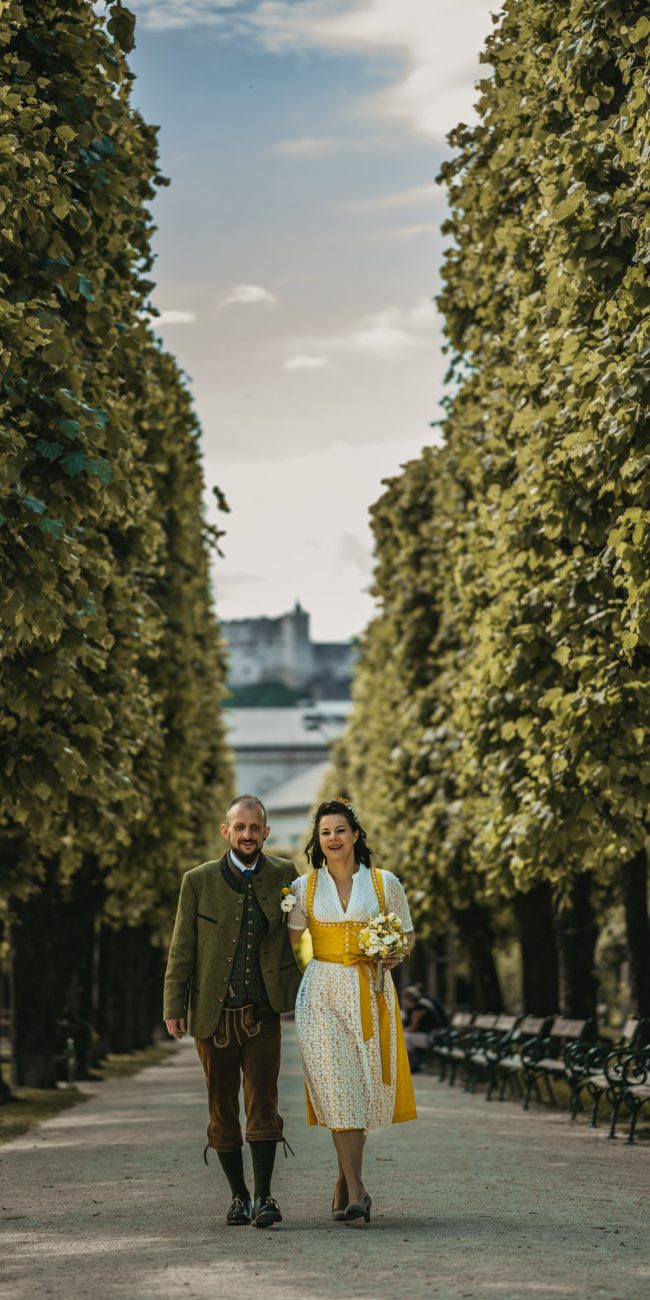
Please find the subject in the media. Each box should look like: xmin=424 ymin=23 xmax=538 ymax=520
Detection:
xmin=357 ymin=912 xmax=409 ymax=993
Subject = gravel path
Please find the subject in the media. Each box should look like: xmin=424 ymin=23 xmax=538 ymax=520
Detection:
xmin=1 ymin=1025 xmax=648 ymax=1300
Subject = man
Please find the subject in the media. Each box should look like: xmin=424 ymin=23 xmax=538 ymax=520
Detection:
xmin=401 ymin=985 xmax=449 ymax=1073
xmin=164 ymin=794 xmax=301 ymax=1227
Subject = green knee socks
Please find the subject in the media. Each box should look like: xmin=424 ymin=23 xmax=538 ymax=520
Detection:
xmin=216 ymin=1141 xmax=277 ymax=1201
xmin=217 ymin=1148 xmax=250 ymax=1200
xmin=250 ymin=1139 xmax=277 ymax=1201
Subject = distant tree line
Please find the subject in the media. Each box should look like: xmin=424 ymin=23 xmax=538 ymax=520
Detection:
xmin=0 ymin=1 xmax=232 ymax=1094
xmin=328 ymin=0 xmax=650 ymax=1019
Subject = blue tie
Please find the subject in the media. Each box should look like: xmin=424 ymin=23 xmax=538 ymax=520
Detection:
xmin=241 ymin=868 xmax=255 ymax=882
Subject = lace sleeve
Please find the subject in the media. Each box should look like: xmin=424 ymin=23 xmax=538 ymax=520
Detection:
xmin=287 ymin=875 xmax=308 ymax=930
xmin=384 ymin=872 xmax=414 ymax=933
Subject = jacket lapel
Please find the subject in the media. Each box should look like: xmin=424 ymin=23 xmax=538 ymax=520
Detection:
xmin=253 ymin=854 xmax=281 ymax=925
xmin=201 ymin=857 xmax=230 ymax=919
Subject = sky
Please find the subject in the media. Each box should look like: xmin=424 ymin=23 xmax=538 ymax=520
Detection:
xmin=126 ymin=0 xmax=498 ymax=641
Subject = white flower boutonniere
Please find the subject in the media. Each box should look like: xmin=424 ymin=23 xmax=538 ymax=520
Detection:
xmin=280 ymin=885 xmax=297 ymax=922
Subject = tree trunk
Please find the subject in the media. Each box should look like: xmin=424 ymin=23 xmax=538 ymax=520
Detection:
xmin=513 ymin=882 xmax=559 ymax=1014
xmin=11 ymin=863 xmax=59 ymax=1088
xmin=99 ymin=925 xmax=157 ymax=1054
xmin=99 ymin=927 xmax=134 ymax=1054
xmin=0 ymin=929 xmax=13 ymax=1102
xmin=620 ymin=846 xmax=650 ymax=1018
xmin=553 ymin=873 xmax=598 ymax=1020
xmin=54 ymin=859 xmax=103 ymax=1079
xmin=452 ymin=903 xmax=503 ymax=1012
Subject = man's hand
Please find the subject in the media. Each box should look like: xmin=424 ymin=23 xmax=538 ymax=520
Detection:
xmin=165 ymin=1018 xmax=187 ymax=1039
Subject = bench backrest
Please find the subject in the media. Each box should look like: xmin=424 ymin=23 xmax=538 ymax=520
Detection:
xmin=472 ymin=1013 xmax=498 ymax=1031
xmin=494 ymin=1014 xmax=519 ymax=1033
xmin=451 ymin=1011 xmax=474 ymax=1030
xmin=621 ymin=1017 xmax=639 ymax=1045
xmin=548 ymin=1017 xmax=587 ymax=1041
xmin=517 ymin=1015 xmax=547 ymax=1036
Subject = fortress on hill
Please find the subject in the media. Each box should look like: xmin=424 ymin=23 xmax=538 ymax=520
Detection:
xmin=221 ymin=602 xmax=354 ymax=702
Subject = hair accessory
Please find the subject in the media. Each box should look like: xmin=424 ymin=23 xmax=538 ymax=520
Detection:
xmin=311 ymin=796 xmax=359 ymax=825
xmin=339 ymin=797 xmax=360 ymax=822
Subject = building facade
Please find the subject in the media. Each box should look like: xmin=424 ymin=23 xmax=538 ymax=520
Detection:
xmin=226 ymin=704 xmax=351 ymax=847
xmin=222 ymin=602 xmax=354 ymax=700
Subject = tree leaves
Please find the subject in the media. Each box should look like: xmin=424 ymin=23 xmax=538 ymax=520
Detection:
xmin=330 ymin=0 xmax=650 ymax=927
xmin=0 ymin=2 xmax=233 ymax=942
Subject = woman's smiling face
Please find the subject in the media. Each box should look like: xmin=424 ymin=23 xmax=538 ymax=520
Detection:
xmin=318 ymin=813 xmax=359 ymax=863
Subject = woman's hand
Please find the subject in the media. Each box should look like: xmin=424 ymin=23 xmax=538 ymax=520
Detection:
xmin=381 ymin=932 xmax=415 ymax=970
xmin=381 ymin=956 xmax=401 ymax=971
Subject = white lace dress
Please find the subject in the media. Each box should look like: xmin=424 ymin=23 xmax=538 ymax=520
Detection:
xmin=288 ymin=866 xmax=414 ymax=1131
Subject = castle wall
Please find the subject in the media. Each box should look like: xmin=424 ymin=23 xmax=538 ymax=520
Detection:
xmin=222 ymin=603 xmax=351 ymax=696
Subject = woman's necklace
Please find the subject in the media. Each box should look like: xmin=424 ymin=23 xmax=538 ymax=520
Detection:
xmin=332 ymin=874 xmax=354 ymax=911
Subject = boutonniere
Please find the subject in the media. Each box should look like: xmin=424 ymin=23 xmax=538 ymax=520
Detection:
xmin=280 ymin=885 xmax=297 ymax=922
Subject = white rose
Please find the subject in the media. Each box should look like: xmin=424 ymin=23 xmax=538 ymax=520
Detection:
xmin=280 ymin=895 xmax=296 ymax=912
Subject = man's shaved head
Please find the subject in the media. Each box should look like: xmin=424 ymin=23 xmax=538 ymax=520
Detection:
xmin=226 ymin=794 xmax=267 ymax=825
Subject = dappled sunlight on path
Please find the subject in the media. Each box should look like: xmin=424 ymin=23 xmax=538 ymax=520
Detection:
xmin=0 ymin=1027 xmax=648 ymax=1299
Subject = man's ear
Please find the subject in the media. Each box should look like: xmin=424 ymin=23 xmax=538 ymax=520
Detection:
xmin=263 ymin=825 xmax=271 ymax=841
xmin=220 ymin=823 xmax=229 ymax=839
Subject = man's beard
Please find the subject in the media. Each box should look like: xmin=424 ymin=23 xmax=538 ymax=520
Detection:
xmin=234 ymin=843 xmax=260 ymax=866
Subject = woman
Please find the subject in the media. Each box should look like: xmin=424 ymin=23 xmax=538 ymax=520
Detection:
xmin=288 ymin=798 xmax=417 ymax=1227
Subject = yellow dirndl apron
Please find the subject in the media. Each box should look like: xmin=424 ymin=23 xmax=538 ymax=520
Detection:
xmin=303 ymin=865 xmax=416 ymax=1126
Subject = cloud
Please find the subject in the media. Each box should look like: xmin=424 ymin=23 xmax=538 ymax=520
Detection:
xmin=130 ymin=1 xmax=496 ymax=141
xmin=341 ymin=181 xmax=444 ymax=212
xmin=154 ymin=309 xmax=197 ymax=325
xmin=214 ymin=570 xmax=265 ymax=595
xmin=221 ymin=284 xmax=277 ymax=307
xmin=284 ymin=355 xmax=333 ymax=372
xmin=129 ymin=0 xmax=249 ymax=33
xmin=285 ymin=296 xmax=440 ymax=366
xmin=335 ymin=531 xmax=373 ymax=574
xmin=368 ymin=223 xmax=438 ymax=241
xmin=273 ymin=136 xmax=340 ymax=156
xmin=248 ymin=1 xmax=494 ymax=142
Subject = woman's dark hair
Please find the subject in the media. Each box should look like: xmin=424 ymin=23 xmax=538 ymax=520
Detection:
xmin=304 ymin=798 xmax=373 ymax=869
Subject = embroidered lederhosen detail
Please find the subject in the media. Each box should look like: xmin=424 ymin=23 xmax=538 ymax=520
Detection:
xmin=212 ymin=1004 xmax=262 ymax=1049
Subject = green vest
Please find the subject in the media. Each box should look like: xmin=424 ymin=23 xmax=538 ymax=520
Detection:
xmin=222 ymin=855 xmax=270 ymax=1009
xmin=163 ymin=852 xmax=302 ymax=1040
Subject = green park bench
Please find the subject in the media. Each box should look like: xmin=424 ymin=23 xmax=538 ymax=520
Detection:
xmin=565 ymin=1018 xmax=650 ymax=1138
xmin=623 ymin=1049 xmax=650 ymax=1144
xmin=471 ymin=1014 xmax=522 ymax=1099
xmin=431 ymin=1011 xmax=475 ymax=1083
xmin=520 ymin=1016 xmax=596 ymax=1111
xmin=461 ymin=1013 xmax=517 ymax=1093
xmin=492 ymin=1015 xmax=553 ymax=1102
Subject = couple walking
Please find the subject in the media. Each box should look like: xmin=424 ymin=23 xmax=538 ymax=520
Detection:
xmin=164 ymin=794 xmax=416 ymax=1228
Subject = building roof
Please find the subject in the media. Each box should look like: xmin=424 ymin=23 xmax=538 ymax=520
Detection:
xmin=226 ymin=704 xmax=351 ymax=750
xmin=265 ymin=760 xmax=331 ymax=813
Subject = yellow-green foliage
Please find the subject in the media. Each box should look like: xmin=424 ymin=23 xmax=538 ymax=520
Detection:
xmin=329 ymin=0 xmax=649 ymax=923
xmin=0 ymin=2 xmax=232 ymax=929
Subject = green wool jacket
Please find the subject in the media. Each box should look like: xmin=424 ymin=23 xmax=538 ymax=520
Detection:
xmin=163 ymin=853 xmax=302 ymax=1040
